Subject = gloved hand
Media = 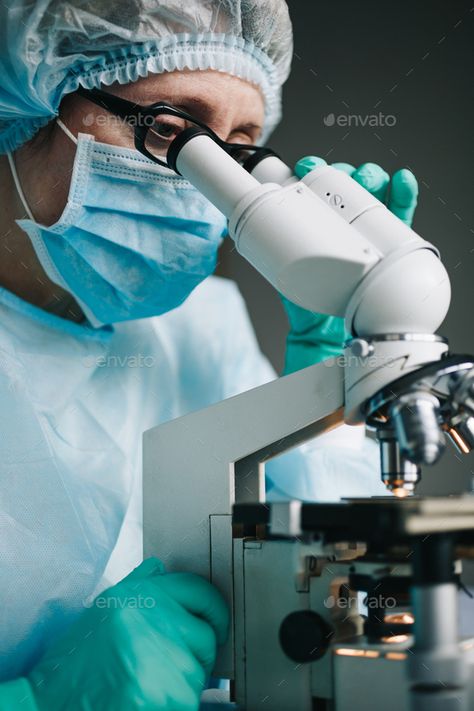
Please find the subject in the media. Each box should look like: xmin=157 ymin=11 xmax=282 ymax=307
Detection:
xmin=0 ymin=558 xmax=229 ymax=711
xmin=282 ymin=156 xmax=419 ymax=375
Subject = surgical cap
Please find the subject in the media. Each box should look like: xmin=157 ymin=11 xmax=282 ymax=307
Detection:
xmin=0 ymin=0 xmax=293 ymax=154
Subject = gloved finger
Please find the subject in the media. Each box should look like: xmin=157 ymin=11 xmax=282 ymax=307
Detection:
xmin=112 ymin=558 xmax=166 ymax=594
xmin=294 ymin=155 xmax=327 ymax=178
xmin=387 ymin=168 xmax=418 ymax=226
xmin=330 ymin=162 xmax=356 ymax=176
xmin=173 ymin=606 xmax=218 ymax=676
xmin=125 ymin=557 xmax=166 ymax=581
xmin=158 ymin=573 xmax=229 ymax=645
xmin=351 ymin=163 xmax=390 ymax=204
xmin=114 ymin=605 xmax=208 ymax=702
xmin=144 ymin=628 xmax=208 ymax=706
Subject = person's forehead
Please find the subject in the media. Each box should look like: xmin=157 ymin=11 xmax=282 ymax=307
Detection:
xmin=110 ymin=70 xmax=265 ymax=125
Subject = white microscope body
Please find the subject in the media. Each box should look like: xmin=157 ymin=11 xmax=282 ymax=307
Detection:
xmin=173 ymin=132 xmax=451 ymax=425
xmin=144 ymin=129 xmax=474 ymax=710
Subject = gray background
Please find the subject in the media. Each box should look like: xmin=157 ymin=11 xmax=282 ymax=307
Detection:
xmin=217 ymin=0 xmax=474 ymax=498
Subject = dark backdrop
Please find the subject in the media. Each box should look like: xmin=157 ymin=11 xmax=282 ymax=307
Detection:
xmin=217 ymin=0 xmax=474 ymax=498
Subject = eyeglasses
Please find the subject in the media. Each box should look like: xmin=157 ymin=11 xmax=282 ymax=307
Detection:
xmin=75 ymin=86 xmax=261 ymax=169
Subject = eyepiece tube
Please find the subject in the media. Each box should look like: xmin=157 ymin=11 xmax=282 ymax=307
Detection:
xmin=168 ymin=128 xmax=262 ymax=217
xmin=242 ymin=149 xmax=295 ymax=185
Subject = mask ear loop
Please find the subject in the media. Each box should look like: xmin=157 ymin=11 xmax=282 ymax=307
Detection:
xmin=6 ymin=152 xmax=35 ymax=221
xmin=56 ymin=118 xmax=78 ymax=145
xmin=6 ymin=118 xmax=78 ymax=222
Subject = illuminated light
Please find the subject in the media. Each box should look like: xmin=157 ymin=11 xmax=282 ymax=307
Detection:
xmin=391 ymin=487 xmax=410 ymax=498
xmin=385 ymin=652 xmax=407 ymax=661
xmin=381 ymin=634 xmax=410 ymax=644
xmin=460 ymin=641 xmax=474 ymax=651
xmin=384 ymin=613 xmax=414 ymax=625
xmin=448 ymin=428 xmax=471 ymax=454
xmin=335 ymin=649 xmax=380 ymax=658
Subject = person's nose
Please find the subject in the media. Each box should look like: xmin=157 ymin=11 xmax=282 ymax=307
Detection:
xmin=206 ymin=116 xmax=235 ymax=143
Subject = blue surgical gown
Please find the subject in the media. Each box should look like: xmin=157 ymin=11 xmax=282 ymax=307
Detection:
xmin=0 ymin=275 xmax=385 ymax=680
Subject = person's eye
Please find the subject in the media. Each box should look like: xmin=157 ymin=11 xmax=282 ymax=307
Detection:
xmin=153 ymin=120 xmax=182 ymax=140
xmin=228 ymin=132 xmax=255 ymax=145
xmin=144 ymin=117 xmax=187 ymax=158
xmin=149 ymin=117 xmax=186 ymax=141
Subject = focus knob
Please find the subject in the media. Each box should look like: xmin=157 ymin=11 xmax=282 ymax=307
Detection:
xmin=279 ymin=610 xmax=332 ymax=663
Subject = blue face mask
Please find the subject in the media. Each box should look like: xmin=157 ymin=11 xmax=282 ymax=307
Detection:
xmin=8 ymin=121 xmax=227 ymax=326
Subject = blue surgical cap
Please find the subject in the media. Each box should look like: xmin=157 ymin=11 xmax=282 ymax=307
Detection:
xmin=0 ymin=0 xmax=293 ymax=154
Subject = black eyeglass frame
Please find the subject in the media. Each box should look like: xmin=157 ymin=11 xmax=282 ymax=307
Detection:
xmin=75 ymin=86 xmax=262 ymax=170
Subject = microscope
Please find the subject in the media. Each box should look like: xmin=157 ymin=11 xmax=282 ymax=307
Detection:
xmin=143 ymin=127 xmax=474 ymax=710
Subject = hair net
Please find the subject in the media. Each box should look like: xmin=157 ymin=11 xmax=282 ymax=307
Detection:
xmin=0 ymin=0 xmax=293 ymax=154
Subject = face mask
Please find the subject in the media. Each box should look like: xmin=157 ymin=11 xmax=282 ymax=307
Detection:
xmin=7 ymin=120 xmax=227 ymax=326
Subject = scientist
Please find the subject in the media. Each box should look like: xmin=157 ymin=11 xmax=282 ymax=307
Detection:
xmin=0 ymin=0 xmax=419 ymax=708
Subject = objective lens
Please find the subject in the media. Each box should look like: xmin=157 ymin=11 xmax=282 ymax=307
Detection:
xmin=446 ymin=415 xmax=474 ymax=454
xmin=389 ymin=392 xmax=445 ymax=465
xmin=450 ymin=369 xmax=474 ymax=417
xmin=447 ymin=370 xmax=474 ymax=454
xmin=377 ymin=428 xmax=421 ymax=494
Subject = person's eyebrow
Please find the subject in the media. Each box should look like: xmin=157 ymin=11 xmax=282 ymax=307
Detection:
xmin=143 ymin=94 xmax=262 ymax=131
xmin=171 ymin=96 xmax=216 ymax=120
xmin=129 ymin=91 xmax=213 ymax=118
xmin=183 ymin=98 xmax=263 ymax=135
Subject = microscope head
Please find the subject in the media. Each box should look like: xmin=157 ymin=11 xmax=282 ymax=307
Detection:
xmin=164 ymin=126 xmax=473 ymax=498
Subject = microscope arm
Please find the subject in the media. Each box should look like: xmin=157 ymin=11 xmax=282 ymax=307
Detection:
xmin=144 ymin=358 xmax=345 ymax=677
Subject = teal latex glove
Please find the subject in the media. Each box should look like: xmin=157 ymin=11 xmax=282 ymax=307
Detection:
xmin=0 ymin=558 xmax=229 ymax=711
xmin=282 ymin=156 xmax=419 ymax=375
